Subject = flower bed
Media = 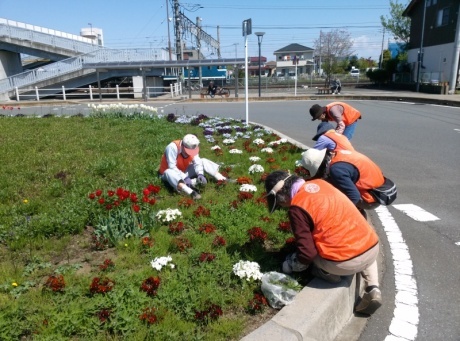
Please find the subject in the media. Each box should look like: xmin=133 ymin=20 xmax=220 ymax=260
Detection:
xmin=0 ymin=107 xmax=306 ymax=339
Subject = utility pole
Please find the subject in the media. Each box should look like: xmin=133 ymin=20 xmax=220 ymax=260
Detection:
xmin=416 ymin=0 xmax=427 ymax=92
xmin=166 ymin=0 xmax=172 ymax=60
xmin=379 ymin=28 xmax=385 ymax=69
xmin=319 ymin=30 xmax=322 ymax=76
xmin=217 ymin=26 xmax=221 ymax=58
xmin=197 ymin=16 xmax=202 ymax=88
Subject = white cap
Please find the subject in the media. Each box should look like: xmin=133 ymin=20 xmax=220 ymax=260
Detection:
xmin=182 ymin=134 xmax=200 ymax=156
xmin=300 ymin=148 xmax=327 ymax=178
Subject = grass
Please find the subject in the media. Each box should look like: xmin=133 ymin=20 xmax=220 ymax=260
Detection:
xmin=0 ymin=107 xmax=307 ymax=340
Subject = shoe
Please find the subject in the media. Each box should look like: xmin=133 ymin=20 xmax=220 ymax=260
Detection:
xmin=355 ymin=287 xmax=382 ymax=315
xmin=310 ymin=266 xmax=341 ymax=283
xmin=190 ymin=191 xmax=202 ymax=200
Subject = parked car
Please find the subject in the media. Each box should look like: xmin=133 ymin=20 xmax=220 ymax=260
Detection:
xmin=350 ymin=69 xmax=360 ymax=77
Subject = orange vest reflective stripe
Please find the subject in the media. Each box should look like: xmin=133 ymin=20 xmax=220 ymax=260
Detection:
xmin=325 ymin=102 xmax=361 ymax=126
xmin=159 ymin=140 xmax=194 ymax=174
xmin=331 ymin=150 xmax=385 ymax=203
xmin=323 ymin=130 xmax=355 ymax=151
xmin=291 ymin=180 xmax=379 ymax=261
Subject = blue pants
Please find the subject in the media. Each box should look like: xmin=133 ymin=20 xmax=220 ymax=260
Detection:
xmin=343 ymin=121 xmax=357 ymax=140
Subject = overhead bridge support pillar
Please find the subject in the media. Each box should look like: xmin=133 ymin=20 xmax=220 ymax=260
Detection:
xmin=0 ymin=50 xmax=22 ymax=79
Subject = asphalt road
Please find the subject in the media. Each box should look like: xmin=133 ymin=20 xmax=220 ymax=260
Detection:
xmin=10 ymin=99 xmax=460 ymax=340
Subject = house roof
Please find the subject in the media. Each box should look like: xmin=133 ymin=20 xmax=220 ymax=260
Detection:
xmin=402 ymin=0 xmax=419 ymax=17
xmin=274 ymin=43 xmax=313 ymax=53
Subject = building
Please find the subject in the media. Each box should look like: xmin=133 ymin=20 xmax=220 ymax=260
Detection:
xmin=273 ymin=43 xmax=314 ymax=77
xmin=403 ymin=0 xmax=460 ymax=89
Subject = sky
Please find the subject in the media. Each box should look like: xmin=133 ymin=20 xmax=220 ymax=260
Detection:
xmin=0 ymin=0 xmax=402 ymax=62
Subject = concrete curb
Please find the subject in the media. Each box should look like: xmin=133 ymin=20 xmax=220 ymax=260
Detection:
xmin=241 ymin=275 xmax=359 ymax=341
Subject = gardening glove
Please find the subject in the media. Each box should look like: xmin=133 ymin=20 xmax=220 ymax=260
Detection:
xmin=197 ymin=174 xmax=207 ymax=185
xmin=283 ymin=253 xmax=308 ymax=273
xmin=183 ymin=177 xmax=192 ymax=187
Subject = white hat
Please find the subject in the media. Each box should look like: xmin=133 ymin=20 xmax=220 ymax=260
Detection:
xmin=300 ymin=148 xmax=327 ymax=178
xmin=182 ymin=134 xmax=200 ymax=157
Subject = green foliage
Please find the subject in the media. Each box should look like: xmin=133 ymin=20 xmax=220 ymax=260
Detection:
xmin=380 ymin=0 xmax=411 ymax=45
xmin=0 ymin=110 xmax=305 ymax=339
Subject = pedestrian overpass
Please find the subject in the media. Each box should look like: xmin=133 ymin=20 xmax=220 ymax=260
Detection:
xmin=0 ymin=18 xmax=244 ymax=101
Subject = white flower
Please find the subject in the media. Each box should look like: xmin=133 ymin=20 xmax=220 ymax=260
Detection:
xmin=151 ymin=255 xmax=175 ymax=271
xmin=229 ymin=149 xmax=243 ymax=154
xmin=232 ymin=260 xmax=263 ymax=281
xmin=156 ymin=208 xmax=182 ymax=223
xmin=240 ymin=184 xmax=257 ymax=192
xmin=211 ymin=145 xmax=221 ymax=150
xmin=253 ymin=138 xmax=265 ymax=145
xmin=261 ymin=147 xmax=274 ymax=154
xmin=268 ymin=138 xmax=288 ymax=146
xmin=249 ymin=156 xmax=261 ymax=162
xmin=248 ymin=164 xmax=264 ymax=174
xmin=223 ymin=138 xmax=235 ymax=145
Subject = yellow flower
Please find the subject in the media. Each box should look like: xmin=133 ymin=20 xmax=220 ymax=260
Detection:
xmin=12 ymin=282 xmax=18 ymax=287
xmin=124 ymin=244 xmax=128 ymax=247
xmin=23 ymin=199 xmax=28 ymax=204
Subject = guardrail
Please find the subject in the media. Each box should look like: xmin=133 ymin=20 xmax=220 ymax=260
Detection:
xmin=13 ymin=83 xmax=183 ymax=102
xmin=0 ymin=48 xmax=172 ymax=94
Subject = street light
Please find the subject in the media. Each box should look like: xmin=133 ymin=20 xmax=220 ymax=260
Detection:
xmin=255 ymin=32 xmax=265 ymax=97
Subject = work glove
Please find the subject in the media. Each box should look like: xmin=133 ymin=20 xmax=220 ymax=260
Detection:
xmin=282 ymin=253 xmax=308 ymax=274
xmin=183 ymin=177 xmax=192 ymax=187
xmin=197 ymin=174 xmax=207 ymax=185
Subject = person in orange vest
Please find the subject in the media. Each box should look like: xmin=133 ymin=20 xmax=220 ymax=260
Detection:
xmin=312 ymin=121 xmax=355 ymax=152
xmin=309 ymin=102 xmax=362 ymax=140
xmin=264 ymin=170 xmax=382 ymax=315
xmin=159 ymin=134 xmax=226 ymax=200
xmin=300 ymin=148 xmax=385 ymax=212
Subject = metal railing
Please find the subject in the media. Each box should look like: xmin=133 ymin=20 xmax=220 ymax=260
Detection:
xmin=14 ymin=83 xmax=183 ymax=102
xmin=0 ymin=18 xmax=100 ymax=54
xmin=0 ymin=48 xmax=173 ymax=94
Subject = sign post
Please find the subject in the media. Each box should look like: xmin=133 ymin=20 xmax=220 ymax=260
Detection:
xmin=242 ymin=19 xmax=252 ymax=125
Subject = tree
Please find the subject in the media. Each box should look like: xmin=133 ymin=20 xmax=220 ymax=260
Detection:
xmin=380 ymin=0 xmax=411 ymax=45
xmin=314 ymin=29 xmax=354 ymax=86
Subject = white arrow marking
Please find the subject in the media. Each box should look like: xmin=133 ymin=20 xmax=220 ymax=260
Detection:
xmin=392 ymin=204 xmax=440 ymax=222
xmin=375 ymin=206 xmax=419 ymax=341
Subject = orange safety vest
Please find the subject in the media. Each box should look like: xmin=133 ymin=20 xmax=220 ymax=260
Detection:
xmin=323 ymin=130 xmax=355 ymax=151
xmin=159 ymin=140 xmax=194 ymax=175
xmin=291 ymin=180 xmax=379 ymax=261
xmin=331 ymin=150 xmax=385 ymax=203
xmin=325 ymin=102 xmax=361 ymax=126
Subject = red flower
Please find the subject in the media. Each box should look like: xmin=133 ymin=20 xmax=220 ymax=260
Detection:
xmin=199 ymin=252 xmax=216 ymax=262
xmin=236 ymin=176 xmax=253 ymax=184
xmin=89 ymin=277 xmax=115 ymax=294
xmin=142 ymin=196 xmax=149 ymax=203
xmin=140 ymin=307 xmax=158 ymax=324
xmin=132 ymin=204 xmax=140 ymax=213
xmin=98 ymin=198 xmax=105 ymax=205
xmin=195 ymin=304 xmax=223 ymax=323
xmin=143 ymin=188 xmax=150 ymax=196
xmin=141 ymin=236 xmax=154 ymax=248
xmin=278 ymin=221 xmax=291 ymax=232
xmin=95 ymin=189 xmax=103 ymax=196
xmin=212 ymin=235 xmax=226 ymax=247
xmin=168 ymin=221 xmax=185 ymax=235
xmin=140 ymin=276 xmax=161 ymax=297
xmin=130 ymin=193 xmax=138 ymax=203
xmin=88 ymin=193 xmax=96 ymax=200
xmin=96 ymin=309 xmax=112 ymax=323
xmin=107 ymin=190 xmax=115 ymax=197
xmin=238 ymin=192 xmax=254 ymax=201
xmin=44 ymin=274 xmax=66 ymax=292
xmin=172 ymin=237 xmax=192 ymax=252
xmin=148 ymin=198 xmax=156 ymax=205
xmin=105 ymin=204 xmax=113 ymax=210
xmin=247 ymin=227 xmax=267 ymax=243
xmin=247 ymin=293 xmax=268 ymax=314
xmin=178 ymin=198 xmax=194 ymax=208
xmin=199 ymin=223 xmax=216 ymax=234
xmin=99 ymin=259 xmax=115 ymax=271
xmin=193 ymin=205 xmax=210 ymax=217
xmin=147 ymin=184 xmax=161 ymax=194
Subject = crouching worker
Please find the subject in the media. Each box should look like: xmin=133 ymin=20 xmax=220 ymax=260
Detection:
xmin=159 ymin=134 xmax=227 ymax=200
xmin=264 ymin=170 xmax=382 ymax=315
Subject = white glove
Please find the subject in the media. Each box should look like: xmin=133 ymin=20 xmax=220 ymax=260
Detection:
xmin=285 ymin=253 xmax=308 ymax=272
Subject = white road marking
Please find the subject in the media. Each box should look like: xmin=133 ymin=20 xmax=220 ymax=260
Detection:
xmin=375 ymin=206 xmax=419 ymax=341
xmin=392 ymin=204 xmax=440 ymax=222
xmin=455 ymin=128 xmax=460 ymax=133
xmin=455 ymin=242 xmax=460 ymax=246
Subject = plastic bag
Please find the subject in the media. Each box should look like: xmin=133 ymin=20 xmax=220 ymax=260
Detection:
xmin=261 ymin=271 xmax=301 ymax=309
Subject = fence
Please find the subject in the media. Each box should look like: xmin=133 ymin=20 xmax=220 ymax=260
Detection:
xmin=14 ymin=83 xmax=183 ymax=102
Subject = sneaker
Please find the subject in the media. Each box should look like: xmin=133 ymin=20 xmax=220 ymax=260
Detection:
xmin=355 ymin=287 xmax=382 ymax=315
xmin=190 ymin=191 xmax=202 ymax=200
xmin=310 ymin=266 xmax=341 ymax=283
